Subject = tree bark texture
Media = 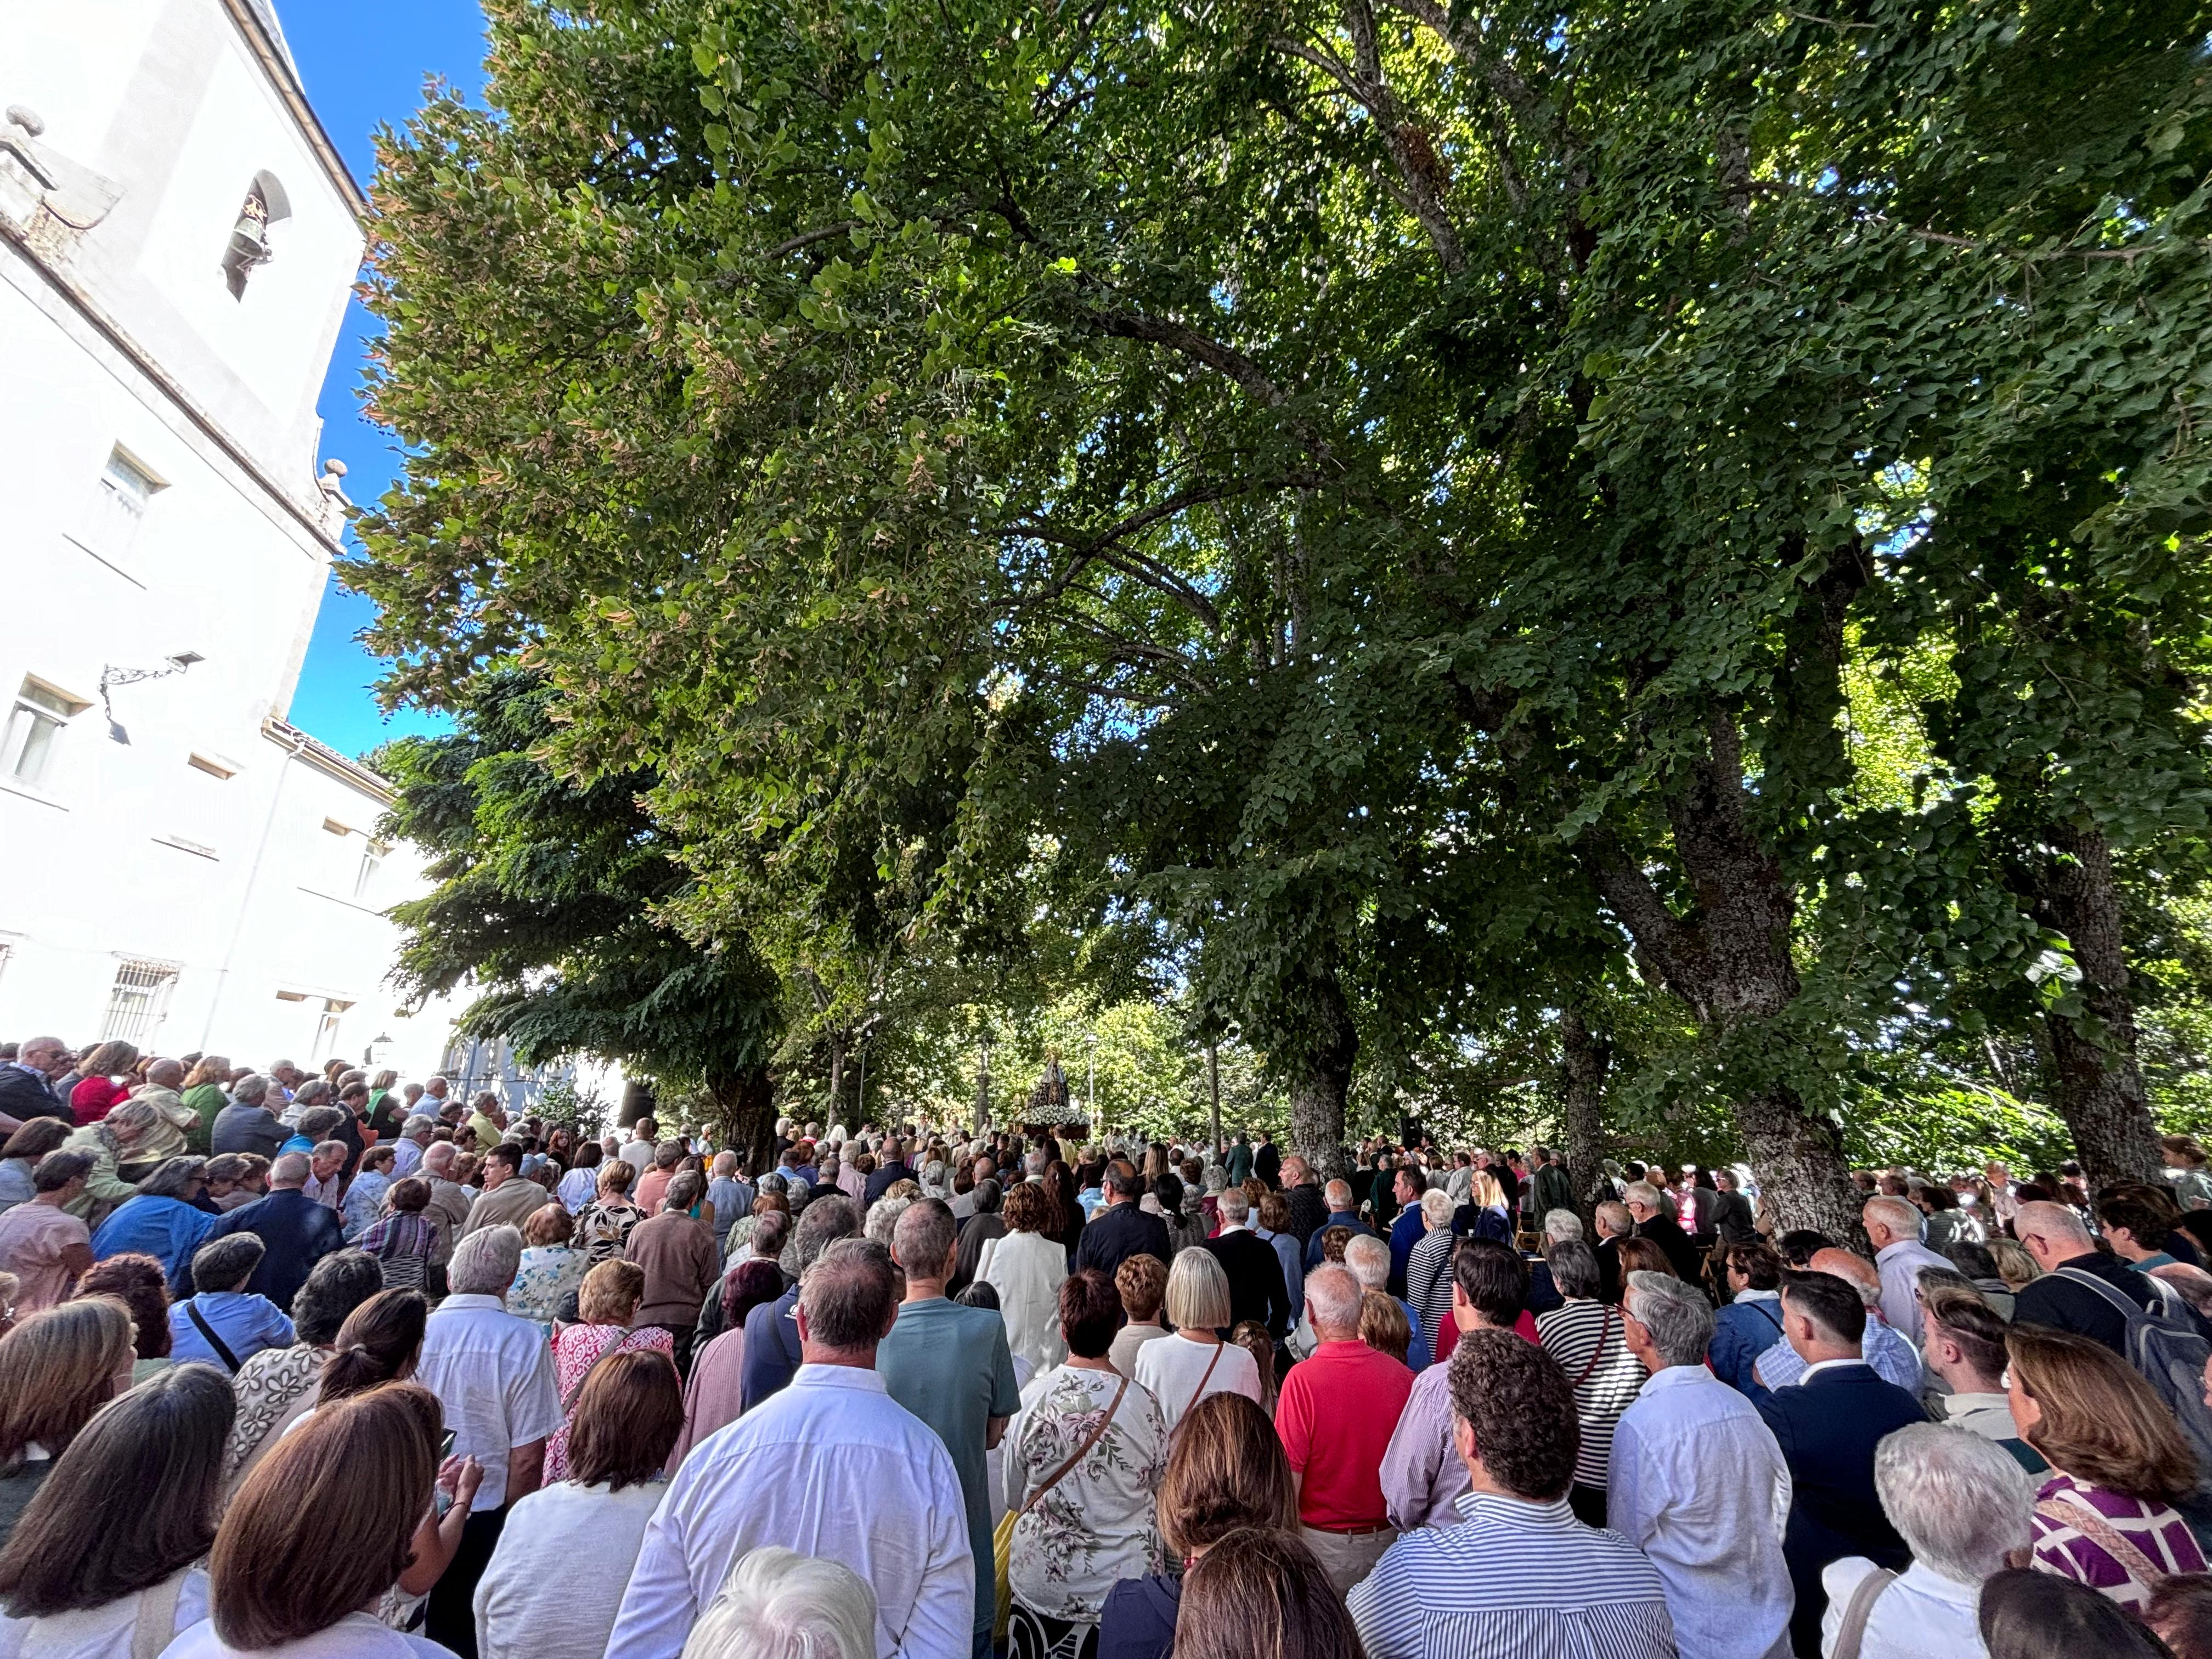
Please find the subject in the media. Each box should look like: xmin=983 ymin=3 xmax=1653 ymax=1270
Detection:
xmin=2029 ymin=823 xmax=2164 ymax=1187
xmin=1588 ymin=708 xmax=1863 ymax=1235
xmin=709 ymin=1064 xmax=779 ymax=1176
xmin=1289 ymin=973 xmax=1358 ymax=1181
xmin=1559 ymin=1006 xmax=1614 ymax=1218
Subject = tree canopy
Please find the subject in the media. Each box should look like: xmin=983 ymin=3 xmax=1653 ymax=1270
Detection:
xmin=353 ymin=0 xmax=2212 ymax=1227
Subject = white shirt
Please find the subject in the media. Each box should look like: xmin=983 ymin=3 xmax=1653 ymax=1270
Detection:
xmin=619 ymin=1140 xmax=656 ymax=1171
xmin=413 ymin=1294 xmax=565 ymax=1510
xmin=981 ymin=1229 xmax=1068 ymax=1376
xmin=1131 ymin=1332 xmax=1263 ymax=1434
xmin=607 ymin=1364 xmax=973 ymax=1659
xmin=1874 ymin=1239 xmax=1954 ymax=1343
xmin=1820 ymin=1559 xmax=1985 ymax=1659
xmin=473 ymin=1479 xmax=664 ymax=1659
xmin=157 ymin=1612 xmax=452 ymax=1658
xmin=0 ymin=1568 xmax=206 ymax=1659
xmin=1607 ymin=1365 xmax=1794 ymax=1659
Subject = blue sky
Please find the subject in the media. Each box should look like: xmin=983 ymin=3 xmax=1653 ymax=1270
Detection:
xmin=279 ymin=0 xmax=488 ymax=758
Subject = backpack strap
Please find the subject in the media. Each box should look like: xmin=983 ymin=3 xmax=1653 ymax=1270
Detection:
xmin=2055 ymin=1266 xmax=2154 ymax=1322
xmin=2037 ymin=1493 xmax=2173 ymax=1592
xmin=1829 ymin=1567 xmax=1896 ymax=1659
xmin=185 ymin=1301 xmax=241 ymax=1374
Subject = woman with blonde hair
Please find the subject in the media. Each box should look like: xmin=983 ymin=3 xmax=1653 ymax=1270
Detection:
xmin=0 ymin=1296 xmax=134 ymax=1547
xmin=59 ymin=1102 xmax=162 ymax=1228
xmin=1988 ymin=1236 xmax=2042 ymax=1293
xmin=982 ymin=1181 xmax=1070 ymax=1375
xmin=1098 ymin=1392 xmax=1298 ymax=1659
xmin=180 ymin=1056 xmax=231 ymax=1154
xmin=1131 ymin=1249 xmax=1263 ymax=1432
xmin=546 ymin=1261 xmax=673 ymax=1481
xmin=2005 ymin=1324 xmax=2207 ymax=1608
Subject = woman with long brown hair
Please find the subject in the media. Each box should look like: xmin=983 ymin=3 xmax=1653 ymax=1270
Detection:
xmin=0 ymin=1297 xmax=134 ymax=1548
xmin=1172 ymin=1528 xmax=1366 ymax=1659
xmin=2006 ymin=1324 xmax=2208 ymax=1609
xmin=0 ymin=1362 xmax=232 ymax=1651
xmin=1098 ymin=1392 xmax=1298 ymax=1659
xmin=171 ymin=1384 xmax=449 ymax=1657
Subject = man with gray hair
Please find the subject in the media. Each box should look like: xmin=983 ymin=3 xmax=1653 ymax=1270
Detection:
xmin=0 ymin=1035 xmax=69 ymax=1135
xmin=1204 ymin=1184 xmax=1293 ymax=1340
xmin=1821 ymin=1423 xmax=2034 ymax=1656
xmin=211 ymin=1074 xmax=285 ymax=1161
xmin=2011 ymin=1197 xmax=2179 ymax=1353
xmin=1622 ymin=1181 xmax=1702 ymax=1282
xmin=391 ymin=1112 xmax=437 ymax=1178
xmin=612 ymin=1237 xmax=974 ymax=1659
xmin=416 ymin=1221 xmax=563 ymax=1657
xmin=1278 ymin=1262 xmax=1414 ymax=1594
xmin=742 ymin=1194 xmax=861 ymax=1410
xmin=1304 ymin=1177 xmax=1375 ymax=1268
xmin=418 ymin=1139 xmax=476 ymax=1267
xmin=1861 ymin=1195 xmax=1951 ymax=1339
xmin=1610 ymin=1271 xmax=1793 ymax=1659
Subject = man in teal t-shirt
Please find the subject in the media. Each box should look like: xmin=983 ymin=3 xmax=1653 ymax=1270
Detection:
xmin=878 ymin=1197 xmax=1022 ymax=1659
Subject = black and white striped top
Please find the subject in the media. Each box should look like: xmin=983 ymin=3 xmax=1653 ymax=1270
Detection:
xmin=1534 ymin=1298 xmax=1647 ymax=1489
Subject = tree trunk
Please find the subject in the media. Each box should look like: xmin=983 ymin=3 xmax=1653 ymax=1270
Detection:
xmin=827 ymin=1035 xmax=845 ymax=1126
xmin=1288 ymin=974 xmax=1358 ymax=1181
xmin=708 ymin=1064 xmax=779 ymax=1176
xmin=1736 ymin=1082 xmax=1863 ymax=1240
xmin=2030 ymin=823 xmax=2163 ymax=1187
xmin=1559 ymin=1006 xmax=1613 ymax=1218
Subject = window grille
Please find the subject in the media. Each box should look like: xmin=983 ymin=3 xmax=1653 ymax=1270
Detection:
xmin=100 ymin=959 xmax=179 ymax=1045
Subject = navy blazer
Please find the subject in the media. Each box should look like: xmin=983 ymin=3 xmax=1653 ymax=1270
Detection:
xmin=1074 ymin=1201 xmax=1172 ymax=1280
xmin=1756 ymin=1360 xmax=1925 ymax=1654
xmin=739 ymin=1286 xmax=804 ymax=1411
xmin=196 ymin=1188 xmax=346 ymax=1309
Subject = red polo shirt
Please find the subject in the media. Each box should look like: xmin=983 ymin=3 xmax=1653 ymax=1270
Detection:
xmin=1276 ymin=1339 xmax=1415 ymax=1528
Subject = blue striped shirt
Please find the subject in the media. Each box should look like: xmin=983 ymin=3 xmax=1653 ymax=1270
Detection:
xmin=1347 ymin=1491 xmax=1677 ymax=1659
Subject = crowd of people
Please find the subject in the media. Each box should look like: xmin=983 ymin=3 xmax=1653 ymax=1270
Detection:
xmin=2 ymin=1028 xmax=2211 ymax=1658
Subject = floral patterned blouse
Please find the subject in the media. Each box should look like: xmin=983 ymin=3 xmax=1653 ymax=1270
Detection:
xmin=508 ymin=1245 xmax=588 ymax=1332
xmin=544 ymin=1322 xmax=674 ymax=1481
xmin=223 ymin=1343 xmax=324 ymax=1481
xmin=1002 ymin=1364 xmax=1169 ymax=1623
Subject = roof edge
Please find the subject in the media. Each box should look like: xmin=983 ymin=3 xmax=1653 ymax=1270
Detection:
xmin=216 ymin=0 xmax=371 ymax=228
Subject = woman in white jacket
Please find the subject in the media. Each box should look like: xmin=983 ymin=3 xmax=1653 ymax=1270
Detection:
xmin=983 ymin=1181 xmax=1069 ymax=1375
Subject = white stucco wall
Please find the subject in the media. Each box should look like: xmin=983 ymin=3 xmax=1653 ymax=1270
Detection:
xmin=0 ymin=0 xmax=462 ymax=1080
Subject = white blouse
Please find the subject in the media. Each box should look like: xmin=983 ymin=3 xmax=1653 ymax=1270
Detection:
xmin=1131 ymin=1333 xmax=1263 ymax=1433
xmin=1002 ymin=1366 xmax=1169 ymax=1623
xmin=0 ymin=1567 xmax=206 ymax=1659
xmin=982 ymin=1230 xmax=1069 ymax=1376
xmin=157 ymin=1610 xmax=454 ymax=1657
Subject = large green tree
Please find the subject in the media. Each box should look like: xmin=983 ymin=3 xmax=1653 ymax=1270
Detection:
xmin=375 ymin=670 xmax=785 ymax=1162
xmin=353 ymin=0 xmax=2212 ymax=1227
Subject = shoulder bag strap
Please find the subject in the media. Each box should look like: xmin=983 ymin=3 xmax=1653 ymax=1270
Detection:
xmin=185 ymin=1301 xmax=241 ymax=1373
xmin=1829 ymin=1567 xmax=1896 ymax=1659
xmin=1018 ymin=1378 xmax=1128 ymax=1517
xmin=1572 ymin=1307 xmax=1618 ymax=1388
xmin=1183 ymin=1341 xmax=1226 ymax=1418
xmin=561 ymin=1329 xmax=630 ymax=1414
xmin=130 ymin=1570 xmax=188 ymax=1659
xmin=2055 ymin=1266 xmax=2148 ymax=1320
xmin=1752 ymin=1299 xmax=1785 ymax=1334
xmin=2037 ymin=1494 xmax=2173 ymax=1591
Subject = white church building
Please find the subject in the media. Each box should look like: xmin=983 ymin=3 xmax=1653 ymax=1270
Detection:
xmin=0 ymin=0 xmax=464 ymax=1078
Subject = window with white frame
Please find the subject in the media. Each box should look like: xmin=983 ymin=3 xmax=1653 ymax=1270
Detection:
xmin=100 ymin=960 xmax=180 ymax=1045
xmin=3 ymin=679 xmax=88 ymax=788
xmin=353 ymin=839 xmax=386 ymax=901
xmin=78 ymin=447 xmax=165 ymax=567
xmin=311 ymin=997 xmax=353 ymax=1062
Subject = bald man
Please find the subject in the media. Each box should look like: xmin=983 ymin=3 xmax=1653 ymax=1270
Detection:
xmin=1861 ymin=1195 xmax=1951 ymax=1340
xmin=2011 ymin=1198 xmax=2212 ymax=1353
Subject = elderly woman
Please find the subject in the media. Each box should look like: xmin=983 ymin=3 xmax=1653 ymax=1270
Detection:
xmin=337 ymin=1143 xmax=397 ymax=1242
xmin=58 ymin=1102 xmax=161 ymax=1228
xmin=673 ymin=1258 xmax=787 ymax=1466
xmin=681 ymin=1547 xmax=878 ymax=1659
xmin=1403 ymin=1187 xmax=1459 ymax=1358
xmin=509 ymin=1203 xmax=589 ymax=1333
xmin=87 ymin=1155 xmax=216 ymax=1289
xmin=179 ymin=1056 xmax=232 ymax=1154
xmin=2005 ymin=1324 xmax=2208 ymax=1608
xmin=984 ymin=1181 xmax=1071 ymax=1375
xmin=1005 ymin=1270 xmax=1170 ymax=1653
xmin=1818 ymin=1423 xmax=2035 ymax=1657
xmin=723 ymin=1181 xmax=791 ymax=1262
xmin=573 ymin=1159 xmax=645 ymax=1265
xmin=64 ymin=1041 xmax=139 ymax=1126
xmin=546 ymin=1261 xmax=675 ymax=1482
xmin=949 ymin=1178 xmax=1004 ymax=1297
xmin=1132 ymin=1250 xmax=1265 ymax=1433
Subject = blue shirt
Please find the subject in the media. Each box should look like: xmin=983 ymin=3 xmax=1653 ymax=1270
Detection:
xmin=1306 ymin=1211 xmax=1377 ymax=1268
xmin=1752 ymin=1319 xmax=1921 ymax=1395
xmin=92 ymin=1195 xmax=218 ymax=1291
xmin=1708 ymin=1291 xmax=1787 ymax=1395
xmin=1348 ymin=1491 xmax=1675 ymax=1659
xmin=169 ymin=1290 xmax=296 ymax=1370
xmin=878 ymin=1296 xmax=1022 ymax=1635
xmin=1255 ymin=1227 xmax=1304 ymax=1319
